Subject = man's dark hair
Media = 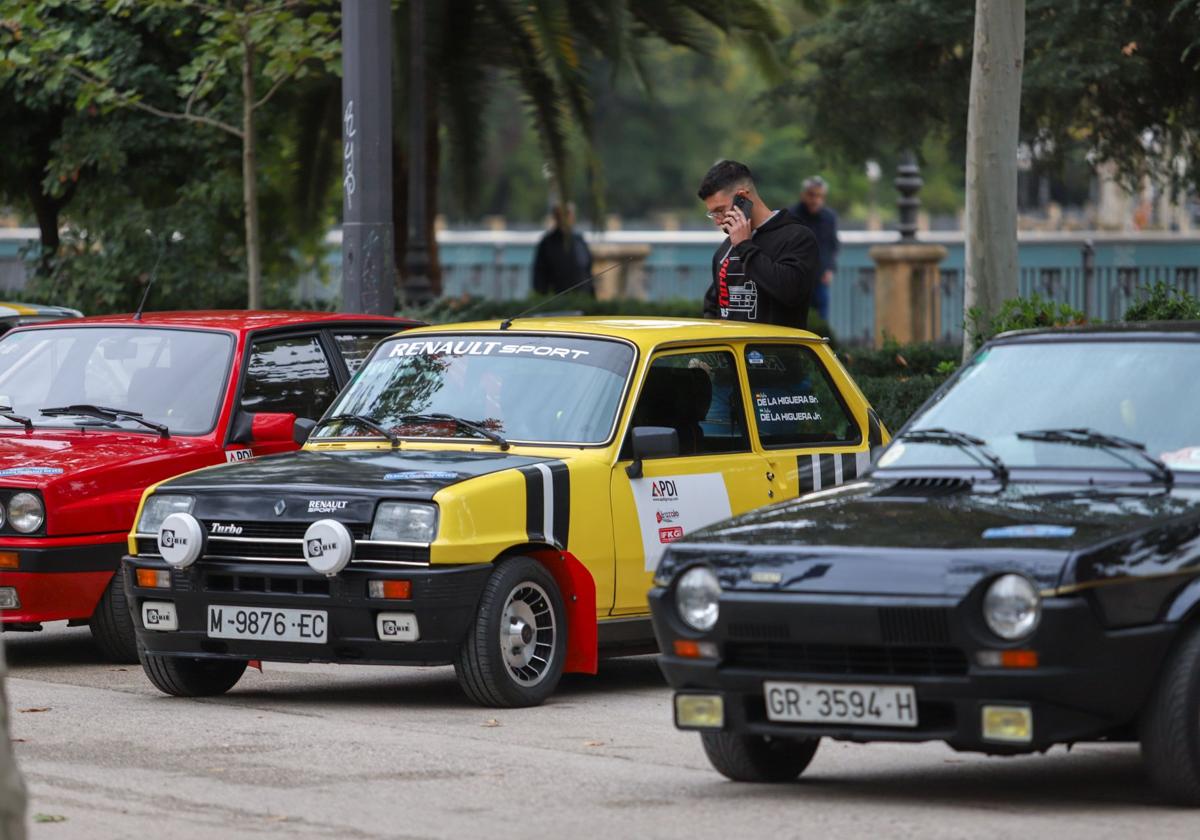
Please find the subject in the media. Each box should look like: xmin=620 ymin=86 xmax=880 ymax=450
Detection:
xmin=697 ymin=160 xmax=754 ymax=200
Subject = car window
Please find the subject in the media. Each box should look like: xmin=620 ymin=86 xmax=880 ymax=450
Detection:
xmin=629 ymin=350 xmax=749 ymax=456
xmin=240 ymin=334 xmax=336 ymax=420
xmin=332 ymin=331 xmax=389 ymax=374
xmin=745 ymin=344 xmax=859 ymax=447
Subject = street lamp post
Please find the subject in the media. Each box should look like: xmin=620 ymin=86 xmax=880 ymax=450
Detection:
xmin=403 ymin=0 xmax=434 ymax=306
xmin=340 ymin=0 xmax=397 ymax=315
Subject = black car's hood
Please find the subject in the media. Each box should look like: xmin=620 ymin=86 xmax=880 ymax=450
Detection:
xmin=660 ymin=479 xmax=1200 ymax=597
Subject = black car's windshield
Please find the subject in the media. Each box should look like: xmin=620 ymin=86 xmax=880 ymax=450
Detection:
xmin=313 ymin=334 xmax=635 ymax=445
xmin=0 ymin=327 xmax=233 ymax=435
xmin=880 ymin=339 xmax=1200 ymax=474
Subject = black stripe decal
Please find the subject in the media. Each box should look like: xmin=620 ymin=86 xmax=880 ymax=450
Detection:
xmin=842 ymin=452 xmax=859 ymax=481
xmin=521 ymin=466 xmax=545 ymax=542
xmin=549 ymin=461 xmax=570 ymax=549
xmin=867 ymin=409 xmax=883 ymax=447
xmin=819 ymin=454 xmax=837 ymax=489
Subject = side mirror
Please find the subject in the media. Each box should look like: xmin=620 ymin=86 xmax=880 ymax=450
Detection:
xmin=625 ymin=426 xmax=679 ymax=479
xmin=293 ymin=417 xmax=317 ymax=444
xmin=249 ymin=412 xmax=301 ymax=445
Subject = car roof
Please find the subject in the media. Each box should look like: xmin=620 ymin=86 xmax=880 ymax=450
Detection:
xmin=8 ymin=310 xmax=419 ymax=334
xmin=394 ymin=316 xmax=826 ymax=351
xmin=993 ymin=320 xmax=1200 ymax=343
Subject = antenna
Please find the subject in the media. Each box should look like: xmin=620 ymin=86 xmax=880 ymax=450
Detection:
xmin=134 ymin=229 xmax=168 ymax=321
xmin=500 ymin=257 xmax=633 ymax=330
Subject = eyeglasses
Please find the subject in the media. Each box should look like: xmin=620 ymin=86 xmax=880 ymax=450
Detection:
xmin=704 ymin=207 xmax=728 ymax=221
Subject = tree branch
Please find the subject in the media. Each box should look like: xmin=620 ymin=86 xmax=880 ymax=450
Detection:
xmin=67 ymin=66 xmax=244 ymax=139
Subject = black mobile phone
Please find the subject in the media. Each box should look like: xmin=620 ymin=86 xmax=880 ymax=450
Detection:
xmin=732 ymin=193 xmax=753 ymax=219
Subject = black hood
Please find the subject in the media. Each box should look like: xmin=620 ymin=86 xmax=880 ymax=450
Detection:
xmin=659 ymin=479 xmax=1200 ymax=597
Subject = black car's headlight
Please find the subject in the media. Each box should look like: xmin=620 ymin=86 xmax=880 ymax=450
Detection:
xmin=370 ymin=502 xmax=438 ymax=544
xmin=7 ymin=492 xmax=43 ymax=533
xmin=675 ymin=566 xmax=721 ymax=632
xmin=983 ymin=574 xmax=1041 ymax=640
xmin=136 ymin=494 xmax=195 ymax=534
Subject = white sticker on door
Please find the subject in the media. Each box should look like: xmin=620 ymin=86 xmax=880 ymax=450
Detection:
xmin=631 ymin=473 xmax=732 ymax=571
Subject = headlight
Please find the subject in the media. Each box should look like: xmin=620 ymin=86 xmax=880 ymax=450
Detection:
xmin=8 ymin=492 xmax=43 ymax=533
xmin=675 ymin=566 xmax=721 ymax=632
xmin=370 ymin=502 xmax=438 ymax=543
xmin=137 ymin=494 xmax=195 ymax=534
xmin=983 ymin=574 xmax=1041 ymax=640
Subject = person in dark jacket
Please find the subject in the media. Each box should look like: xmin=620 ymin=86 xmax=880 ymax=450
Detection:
xmin=532 ymin=203 xmax=593 ymax=296
xmin=699 ymin=160 xmax=819 ymax=329
xmin=788 ymin=175 xmax=840 ymax=322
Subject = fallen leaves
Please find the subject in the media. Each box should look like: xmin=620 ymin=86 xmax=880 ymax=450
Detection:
xmin=33 ymin=814 xmax=67 ymax=823
xmin=18 ymin=707 xmax=49 ymax=714
xmin=481 ymin=718 xmax=501 ymax=728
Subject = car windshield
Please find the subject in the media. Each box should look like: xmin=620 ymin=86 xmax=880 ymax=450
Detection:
xmin=0 ymin=327 xmax=233 ymax=435
xmin=313 ymin=334 xmax=635 ymax=445
xmin=882 ymin=339 xmax=1200 ymax=474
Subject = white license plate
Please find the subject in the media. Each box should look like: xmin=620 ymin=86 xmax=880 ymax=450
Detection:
xmin=206 ymin=605 xmax=327 ymax=644
xmin=764 ymin=680 xmax=918 ymax=727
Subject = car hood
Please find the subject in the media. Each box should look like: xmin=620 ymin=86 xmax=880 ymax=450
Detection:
xmin=659 ymin=479 xmax=1200 ymax=597
xmin=0 ymin=429 xmax=201 ymax=488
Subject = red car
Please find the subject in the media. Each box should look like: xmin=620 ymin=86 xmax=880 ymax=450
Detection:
xmin=0 ymin=310 xmax=417 ymax=660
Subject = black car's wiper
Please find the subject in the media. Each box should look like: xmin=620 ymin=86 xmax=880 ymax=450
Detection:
xmin=897 ymin=427 xmax=1009 ymax=481
xmin=1016 ymin=427 xmax=1173 ymax=486
xmin=0 ymin=406 xmax=32 ymax=432
xmin=40 ymin=404 xmax=169 ymax=438
xmin=313 ymin=413 xmax=402 ymax=448
xmin=397 ymin=413 xmax=510 ymax=451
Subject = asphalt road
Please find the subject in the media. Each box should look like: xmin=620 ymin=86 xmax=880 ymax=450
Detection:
xmin=4 ymin=624 xmax=1198 ymax=839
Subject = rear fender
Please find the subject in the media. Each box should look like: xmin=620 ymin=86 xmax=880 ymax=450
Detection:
xmin=528 ymin=548 xmax=598 ymax=675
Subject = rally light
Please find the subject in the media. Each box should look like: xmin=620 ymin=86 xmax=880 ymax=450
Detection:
xmin=675 ymin=694 xmax=725 ymax=730
xmin=981 ymin=705 xmax=1033 ymax=743
xmin=0 ymin=551 xmax=17 ymax=569
xmin=673 ymin=639 xmax=719 ymax=659
xmin=976 ymin=649 xmax=1039 ymax=669
xmin=0 ymin=587 xmax=19 ymax=610
xmin=368 ymin=580 xmax=412 ymax=599
xmin=137 ymin=569 xmax=171 ymax=589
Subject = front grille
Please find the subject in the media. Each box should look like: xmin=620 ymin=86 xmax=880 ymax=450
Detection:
xmin=728 ymin=621 xmax=791 ymax=641
xmin=201 ymin=521 xmax=372 ymax=540
xmin=135 ymin=529 xmax=430 ymax=566
xmin=725 ymin=642 xmax=968 ymax=677
xmin=205 ymin=573 xmax=330 ymax=596
xmin=879 ymin=607 xmax=951 ymax=645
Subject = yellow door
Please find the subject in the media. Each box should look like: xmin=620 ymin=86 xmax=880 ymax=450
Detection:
xmin=609 ymin=345 xmax=774 ymax=615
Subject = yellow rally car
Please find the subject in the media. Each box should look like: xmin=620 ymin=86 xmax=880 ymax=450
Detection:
xmin=122 ymin=317 xmax=887 ymax=707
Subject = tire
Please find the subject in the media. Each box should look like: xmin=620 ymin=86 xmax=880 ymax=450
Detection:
xmin=89 ymin=574 xmax=138 ymax=664
xmin=1140 ymin=622 xmax=1200 ymax=805
xmin=140 ymin=651 xmax=247 ymax=698
xmin=454 ymin=556 xmax=566 ymax=708
xmin=700 ymin=731 xmax=820 ymax=783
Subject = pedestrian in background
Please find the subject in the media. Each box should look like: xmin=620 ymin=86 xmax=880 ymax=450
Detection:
xmin=788 ymin=176 xmax=840 ymax=323
xmin=532 ymin=203 xmax=593 ymax=296
xmin=698 ymin=160 xmax=818 ymax=329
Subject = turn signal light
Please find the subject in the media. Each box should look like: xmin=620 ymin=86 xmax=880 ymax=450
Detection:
xmin=976 ymin=649 xmax=1039 ymax=669
xmin=673 ymin=639 xmax=719 ymax=659
xmin=136 ymin=569 xmax=171 ymax=589
xmin=368 ymin=580 xmax=412 ymax=599
xmin=0 ymin=552 xmax=18 ymax=569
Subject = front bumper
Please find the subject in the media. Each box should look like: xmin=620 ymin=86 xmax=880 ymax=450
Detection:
xmin=649 ymin=587 xmax=1177 ymax=754
xmin=0 ymin=536 xmax=126 ymax=623
xmin=123 ymin=556 xmax=492 ymax=666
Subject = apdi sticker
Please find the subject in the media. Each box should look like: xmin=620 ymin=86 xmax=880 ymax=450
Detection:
xmin=983 ymin=524 xmax=1076 ymax=539
xmin=0 ymin=466 xmax=63 ymax=477
xmin=384 ymin=471 xmax=459 ymax=481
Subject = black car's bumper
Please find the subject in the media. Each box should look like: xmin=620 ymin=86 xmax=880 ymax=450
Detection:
xmin=649 ymin=587 xmax=1178 ymax=754
xmin=123 ymin=556 xmax=491 ymax=666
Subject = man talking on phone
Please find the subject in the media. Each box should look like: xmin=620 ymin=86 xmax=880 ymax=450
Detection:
xmin=698 ymin=160 xmax=818 ymax=329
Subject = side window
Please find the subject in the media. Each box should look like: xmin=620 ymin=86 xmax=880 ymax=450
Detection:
xmin=746 ymin=344 xmax=859 ymax=447
xmin=629 ymin=350 xmax=749 ymax=456
xmin=241 ymin=335 xmax=336 ymax=420
xmin=333 ymin=332 xmax=389 ymax=374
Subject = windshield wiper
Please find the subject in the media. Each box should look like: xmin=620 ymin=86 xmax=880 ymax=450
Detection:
xmin=40 ymin=404 xmax=169 ymax=438
xmin=313 ymin=413 xmax=402 ymax=448
xmin=0 ymin=407 xmax=32 ymax=432
xmin=396 ymin=413 xmax=510 ymax=451
xmin=897 ymin=427 xmax=1009 ymax=481
xmin=1016 ymin=427 xmax=1173 ymax=486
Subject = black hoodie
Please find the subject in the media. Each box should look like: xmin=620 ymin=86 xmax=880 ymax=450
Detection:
xmin=702 ymin=211 xmax=819 ymax=329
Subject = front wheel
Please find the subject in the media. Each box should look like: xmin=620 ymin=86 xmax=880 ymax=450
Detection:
xmin=1140 ymin=623 xmax=1200 ymax=805
xmin=141 ymin=652 xmax=247 ymax=698
xmin=700 ymin=732 xmax=820 ymax=783
xmin=454 ymin=556 xmax=566 ymax=708
xmin=89 ymin=575 xmax=138 ymax=664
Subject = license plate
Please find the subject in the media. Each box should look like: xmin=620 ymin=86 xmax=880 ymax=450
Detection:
xmin=764 ymin=680 xmax=918 ymax=727
xmin=206 ymin=605 xmax=327 ymax=644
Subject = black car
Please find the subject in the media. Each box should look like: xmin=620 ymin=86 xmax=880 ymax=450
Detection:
xmin=649 ymin=323 xmax=1200 ymax=804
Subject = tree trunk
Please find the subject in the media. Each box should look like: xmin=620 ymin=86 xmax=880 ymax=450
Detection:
xmin=0 ymin=636 xmax=28 ymax=840
xmin=962 ymin=0 xmax=1025 ymax=358
xmin=242 ymin=37 xmax=263 ymax=310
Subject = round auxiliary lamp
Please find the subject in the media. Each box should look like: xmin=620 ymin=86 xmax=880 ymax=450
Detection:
xmin=157 ymin=512 xmax=205 ymax=569
xmin=302 ymin=519 xmax=354 ymax=576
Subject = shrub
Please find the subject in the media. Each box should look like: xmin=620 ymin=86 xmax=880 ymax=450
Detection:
xmin=855 ymin=374 xmax=950 ymax=433
xmin=967 ymin=293 xmax=1086 ymax=349
xmin=838 ymin=340 xmax=959 ymax=377
xmin=1123 ymin=282 xmax=1200 ymax=321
